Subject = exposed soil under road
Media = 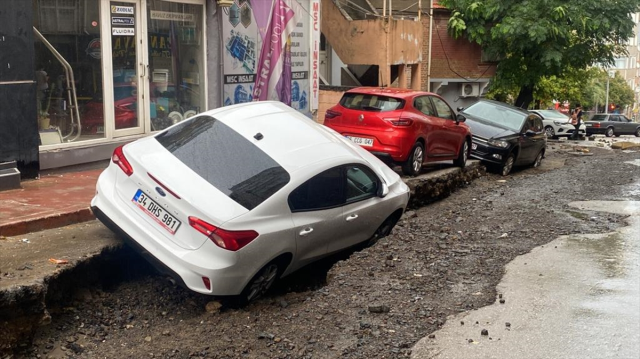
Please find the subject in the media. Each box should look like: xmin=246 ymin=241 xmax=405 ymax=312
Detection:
xmin=15 ymin=146 xmax=640 ymax=359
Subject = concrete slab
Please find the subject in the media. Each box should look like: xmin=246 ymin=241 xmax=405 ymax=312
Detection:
xmin=0 ymin=221 xmax=122 ymax=353
xmin=405 ymin=160 xmax=485 ymax=209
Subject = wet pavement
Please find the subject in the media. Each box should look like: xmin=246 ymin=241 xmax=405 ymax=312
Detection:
xmin=412 ymin=199 xmax=640 ymax=359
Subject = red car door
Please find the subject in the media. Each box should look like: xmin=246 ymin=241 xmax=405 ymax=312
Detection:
xmin=412 ymin=96 xmax=446 ymax=156
xmin=430 ymin=96 xmax=464 ymax=157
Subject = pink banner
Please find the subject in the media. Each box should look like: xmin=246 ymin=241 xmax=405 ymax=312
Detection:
xmin=252 ymin=0 xmax=296 ymax=102
xmin=275 ymin=36 xmax=292 ymax=105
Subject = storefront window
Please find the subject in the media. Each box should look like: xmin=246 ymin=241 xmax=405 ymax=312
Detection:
xmin=33 ymin=0 xmax=104 ymax=144
xmin=147 ymin=0 xmax=203 ymax=131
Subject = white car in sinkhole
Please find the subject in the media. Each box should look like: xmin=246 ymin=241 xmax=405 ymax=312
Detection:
xmin=91 ymin=101 xmax=410 ymax=303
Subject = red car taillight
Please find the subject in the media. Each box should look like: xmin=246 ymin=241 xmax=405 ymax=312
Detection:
xmin=384 ymin=117 xmax=414 ymax=126
xmin=593 ymin=123 xmax=600 ymax=128
xmin=188 ymin=216 xmax=259 ymax=251
xmin=325 ymin=109 xmax=341 ymax=120
xmin=112 ymin=145 xmax=133 ymax=176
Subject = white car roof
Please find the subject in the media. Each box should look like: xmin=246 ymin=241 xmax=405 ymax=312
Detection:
xmin=204 ymin=101 xmax=365 ymax=173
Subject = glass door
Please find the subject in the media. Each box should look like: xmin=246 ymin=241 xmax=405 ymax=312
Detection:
xmin=146 ymin=0 xmax=204 ymax=131
xmin=101 ymin=0 xmax=204 ymax=137
xmin=104 ymin=0 xmax=147 ymax=137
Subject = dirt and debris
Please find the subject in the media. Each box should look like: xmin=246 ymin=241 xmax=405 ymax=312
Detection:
xmin=3 ymin=146 xmax=640 ymax=359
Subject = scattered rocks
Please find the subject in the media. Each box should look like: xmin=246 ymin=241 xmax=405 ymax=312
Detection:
xmin=204 ymin=301 xmax=222 ymax=313
xmin=368 ymin=305 xmax=390 ymax=314
xmin=481 ymin=329 xmax=489 ymax=336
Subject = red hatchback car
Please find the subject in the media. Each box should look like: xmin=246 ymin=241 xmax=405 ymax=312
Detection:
xmin=323 ymin=87 xmax=472 ymax=176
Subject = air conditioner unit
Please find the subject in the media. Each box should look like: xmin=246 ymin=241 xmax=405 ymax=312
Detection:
xmin=460 ymin=83 xmax=480 ymax=97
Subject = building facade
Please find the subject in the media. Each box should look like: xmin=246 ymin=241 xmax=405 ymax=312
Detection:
xmin=0 ymin=0 xmax=318 ymax=178
xmin=421 ymin=0 xmax=495 ymax=109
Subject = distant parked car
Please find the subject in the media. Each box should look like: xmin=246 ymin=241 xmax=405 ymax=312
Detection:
xmin=323 ymin=87 xmax=472 ymax=176
xmin=584 ymin=113 xmax=640 ymax=137
xmin=457 ymin=100 xmax=547 ymax=176
xmin=91 ymin=101 xmax=409 ymax=303
xmin=529 ymin=109 xmax=586 ymax=139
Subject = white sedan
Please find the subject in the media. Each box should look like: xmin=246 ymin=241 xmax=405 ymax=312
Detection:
xmin=530 ymin=109 xmax=586 ymax=138
xmin=91 ymin=101 xmax=409 ymax=303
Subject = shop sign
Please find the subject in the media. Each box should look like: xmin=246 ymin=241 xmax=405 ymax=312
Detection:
xmin=150 ymin=10 xmax=194 ymax=22
xmin=310 ymin=0 xmax=320 ymax=110
xmin=112 ymin=17 xmax=134 ymax=26
xmin=111 ymin=5 xmax=134 ymax=14
xmin=113 ymin=28 xmax=135 ymax=36
xmin=222 ymin=0 xmax=313 ymax=116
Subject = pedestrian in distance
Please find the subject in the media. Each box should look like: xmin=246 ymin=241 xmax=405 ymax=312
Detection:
xmin=570 ymin=103 xmax=583 ymax=140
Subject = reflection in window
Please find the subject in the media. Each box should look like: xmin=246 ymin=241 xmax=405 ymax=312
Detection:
xmin=346 ymin=166 xmax=378 ymax=202
xmin=431 ymin=97 xmax=454 ymax=120
xmin=33 ymin=0 xmax=104 ymax=144
xmin=148 ymin=0 xmax=204 ymax=131
xmin=289 ymin=167 xmax=344 ymax=212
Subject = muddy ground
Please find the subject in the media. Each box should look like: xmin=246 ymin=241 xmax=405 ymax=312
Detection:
xmin=13 ymin=145 xmax=640 ymax=359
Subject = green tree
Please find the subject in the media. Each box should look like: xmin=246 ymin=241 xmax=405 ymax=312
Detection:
xmin=442 ymin=0 xmax=640 ymax=108
xmin=603 ymin=71 xmax=635 ymax=110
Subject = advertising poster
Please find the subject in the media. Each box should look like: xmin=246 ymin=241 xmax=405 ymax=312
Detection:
xmin=222 ymin=0 xmax=313 ymax=116
xmin=222 ymin=0 xmax=259 ymax=106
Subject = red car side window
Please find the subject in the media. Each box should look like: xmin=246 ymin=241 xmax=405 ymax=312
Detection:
xmin=430 ymin=97 xmax=454 ymax=120
xmin=414 ymin=96 xmax=436 ymax=116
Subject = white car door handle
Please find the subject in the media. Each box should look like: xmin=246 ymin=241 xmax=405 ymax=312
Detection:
xmin=299 ymin=227 xmax=314 ymax=236
xmin=346 ymin=214 xmax=359 ymax=222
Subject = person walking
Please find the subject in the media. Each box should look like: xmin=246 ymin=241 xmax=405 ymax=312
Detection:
xmin=570 ymin=103 xmax=583 ymax=140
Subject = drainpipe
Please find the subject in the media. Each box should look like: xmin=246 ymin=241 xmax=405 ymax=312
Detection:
xmin=426 ymin=0 xmax=433 ymax=92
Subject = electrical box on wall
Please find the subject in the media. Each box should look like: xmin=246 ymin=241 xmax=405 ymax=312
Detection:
xmin=460 ymin=83 xmax=480 ymax=97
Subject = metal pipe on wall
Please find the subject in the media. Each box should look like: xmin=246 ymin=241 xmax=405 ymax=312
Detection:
xmin=426 ymin=0 xmax=433 ymax=92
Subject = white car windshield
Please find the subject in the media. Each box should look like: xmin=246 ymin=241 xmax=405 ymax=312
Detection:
xmin=535 ymin=110 xmax=570 ymax=120
xmin=463 ymin=102 xmax=526 ymax=132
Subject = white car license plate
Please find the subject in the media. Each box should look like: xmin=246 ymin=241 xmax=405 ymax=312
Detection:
xmin=471 ymin=143 xmax=478 ymax=150
xmin=347 ymin=136 xmax=374 ymax=147
xmin=132 ymin=189 xmax=181 ymax=234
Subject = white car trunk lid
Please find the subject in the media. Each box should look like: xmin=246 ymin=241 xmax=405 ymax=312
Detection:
xmin=115 ymin=138 xmax=250 ymax=250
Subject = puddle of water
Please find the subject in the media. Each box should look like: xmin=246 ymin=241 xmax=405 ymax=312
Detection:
xmin=412 ymin=200 xmax=640 ymax=359
xmin=625 ymin=159 xmax=640 ymax=167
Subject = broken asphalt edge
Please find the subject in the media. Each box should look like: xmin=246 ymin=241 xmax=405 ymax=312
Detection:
xmin=0 ymin=208 xmax=95 ymax=238
xmin=0 ymin=243 xmax=126 ymax=354
xmin=0 ymin=161 xmax=486 ymax=354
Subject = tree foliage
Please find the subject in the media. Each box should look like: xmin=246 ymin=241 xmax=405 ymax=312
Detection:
xmin=441 ymin=0 xmax=640 ymax=108
xmin=485 ymin=68 xmax=636 ymax=111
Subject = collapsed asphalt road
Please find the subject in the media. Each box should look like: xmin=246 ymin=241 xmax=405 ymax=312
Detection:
xmin=11 ymin=145 xmax=640 ymax=359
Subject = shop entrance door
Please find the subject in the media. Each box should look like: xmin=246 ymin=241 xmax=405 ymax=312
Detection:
xmin=102 ymin=0 xmax=205 ymax=138
xmin=104 ymin=0 xmax=148 ymax=138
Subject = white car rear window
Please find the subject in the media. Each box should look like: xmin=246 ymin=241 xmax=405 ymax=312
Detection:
xmin=156 ymin=116 xmax=290 ymax=210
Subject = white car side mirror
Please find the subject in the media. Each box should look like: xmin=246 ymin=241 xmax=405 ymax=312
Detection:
xmin=379 ymin=182 xmax=389 ymax=198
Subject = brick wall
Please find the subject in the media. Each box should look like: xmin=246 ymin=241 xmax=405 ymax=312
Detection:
xmin=421 ymin=11 xmax=496 ymax=89
xmin=316 ymin=88 xmax=347 ymax=124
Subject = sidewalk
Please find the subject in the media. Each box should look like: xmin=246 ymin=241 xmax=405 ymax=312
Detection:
xmin=0 ymin=168 xmax=103 ymax=237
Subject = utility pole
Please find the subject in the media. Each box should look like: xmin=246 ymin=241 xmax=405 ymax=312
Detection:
xmin=605 ymin=70 xmax=614 ymax=114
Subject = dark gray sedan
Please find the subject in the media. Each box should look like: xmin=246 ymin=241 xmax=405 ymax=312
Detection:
xmin=585 ymin=114 xmax=640 ymax=137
